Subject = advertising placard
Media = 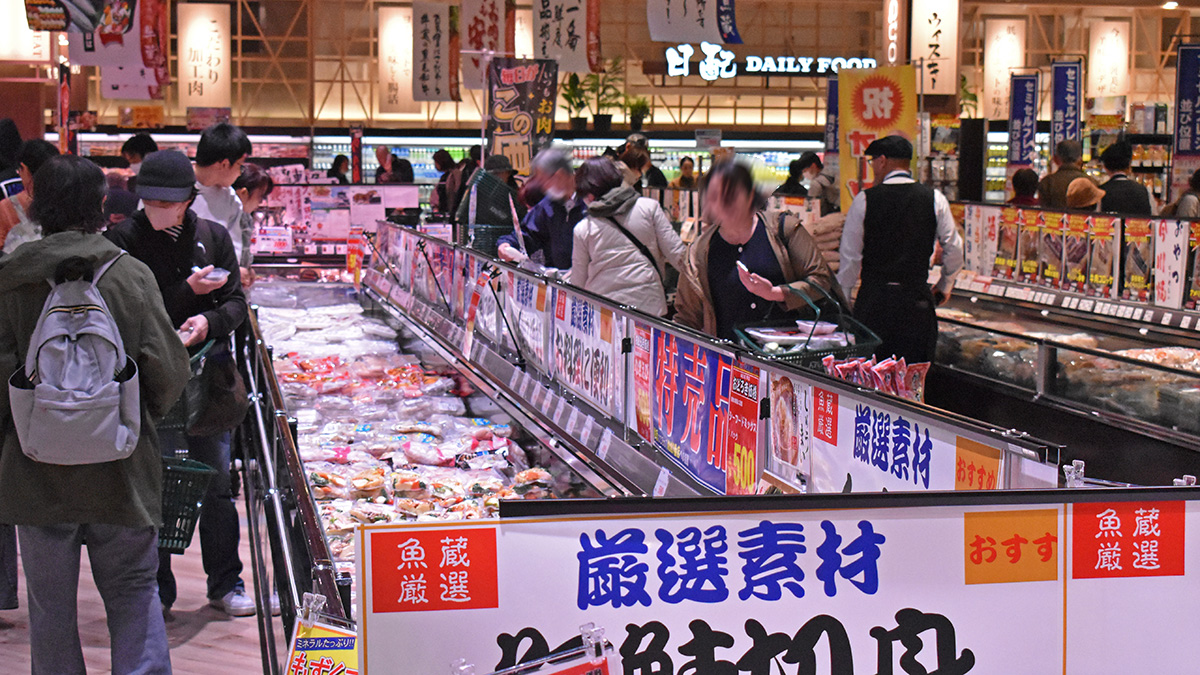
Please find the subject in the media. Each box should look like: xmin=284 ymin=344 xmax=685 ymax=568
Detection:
xmin=286 ymin=619 xmax=358 ymax=675
xmin=487 ymin=58 xmax=559 ymax=175
xmin=765 ymin=369 xmax=812 ymax=488
xmin=1122 ymin=218 xmax=1154 ymax=302
xmin=837 ymin=65 xmax=919 ymax=212
xmin=1153 ymin=218 xmax=1188 ymax=309
xmin=631 ymin=322 xmax=653 ymax=444
xmin=503 ymin=271 xmax=550 ymax=373
xmin=551 ymin=287 xmax=625 ymax=420
xmin=1051 ymin=61 xmax=1083 ymax=152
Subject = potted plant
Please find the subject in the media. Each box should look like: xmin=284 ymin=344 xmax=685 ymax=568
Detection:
xmin=583 ymin=57 xmax=624 ymax=133
xmin=560 ymin=73 xmax=589 ymax=132
xmin=625 ymin=95 xmax=650 ymax=132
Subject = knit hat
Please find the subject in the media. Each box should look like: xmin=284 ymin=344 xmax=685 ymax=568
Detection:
xmin=864 ymin=135 xmax=913 ymax=160
xmin=1066 ymin=177 xmax=1104 ymax=210
xmin=484 ymin=154 xmax=514 ymax=174
xmin=135 ymin=150 xmax=196 ymax=202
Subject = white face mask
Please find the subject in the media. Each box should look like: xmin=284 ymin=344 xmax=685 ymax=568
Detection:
xmin=546 ymin=187 xmax=569 ymax=201
xmin=144 ymin=203 xmax=186 ymax=230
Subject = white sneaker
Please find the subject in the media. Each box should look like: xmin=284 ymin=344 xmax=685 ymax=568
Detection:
xmin=270 ymin=592 xmax=280 ymax=616
xmin=210 ymin=589 xmax=256 ymax=617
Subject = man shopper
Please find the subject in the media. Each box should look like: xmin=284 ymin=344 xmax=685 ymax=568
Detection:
xmin=1099 ymin=141 xmax=1153 ymax=216
xmin=838 ymin=135 xmax=963 ymax=363
xmin=498 ymin=149 xmax=584 ymax=272
xmin=191 ymin=123 xmax=253 ymax=287
xmin=797 ymin=151 xmax=840 ymax=215
xmin=1037 ymin=140 xmax=1091 ymax=210
xmin=121 ymin=133 xmax=158 ymax=175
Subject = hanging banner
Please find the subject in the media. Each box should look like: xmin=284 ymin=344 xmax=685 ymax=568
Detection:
xmin=837 ymin=64 xmax=919 ymax=211
xmin=1171 ymin=44 xmax=1200 ymax=204
xmin=824 ymin=76 xmax=839 ymax=154
xmin=881 ymin=0 xmax=907 ymax=68
xmin=65 ymin=0 xmax=141 ymax=69
xmin=551 ymin=287 xmax=625 ymax=420
xmin=378 ymin=7 xmax=421 ymax=114
xmin=1 ymin=0 xmax=50 ymax=62
xmin=413 ymin=2 xmax=461 ymax=102
xmin=982 ymin=18 xmax=1025 ymax=120
xmin=647 ymin=0 xmax=741 ymax=45
xmin=486 ymin=58 xmax=558 ymax=176
xmin=909 ymin=0 xmax=959 ymax=96
xmin=650 ymin=328 xmax=761 ymax=495
xmin=177 ymin=3 xmax=231 ymax=109
xmin=1051 ymin=61 xmax=1082 ymax=152
xmin=532 ymin=0 xmax=596 ymax=73
xmin=1088 ymin=20 xmax=1130 ymax=98
xmin=1006 ymin=73 xmax=1038 ymax=178
xmin=461 ymin=0 xmax=508 ymax=90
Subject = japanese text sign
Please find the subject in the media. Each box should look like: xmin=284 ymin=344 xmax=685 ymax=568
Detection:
xmin=369 ymin=527 xmax=499 ymax=612
xmin=1174 ymin=44 xmax=1200 ymax=157
xmin=647 ymin=0 xmax=741 ymax=45
xmin=533 ymin=0 xmax=597 ymax=73
xmin=1072 ymin=501 xmax=1184 ymax=579
xmin=1007 ymin=73 xmax=1038 ymax=166
xmin=1153 ymin=218 xmax=1188 ymax=309
xmin=504 ymin=271 xmax=550 ymax=373
xmin=825 ymin=77 xmax=839 ymax=153
xmin=964 ymin=509 xmax=1059 ymax=585
xmin=551 ymin=287 xmax=625 ymax=420
xmin=1051 ymin=61 xmax=1082 ymax=152
xmin=487 ymin=58 xmax=558 ymax=173
xmin=631 ymin=323 xmax=653 ymax=444
xmin=1088 ymin=21 xmax=1129 ymax=98
xmin=177 ymin=3 xmax=231 ymax=108
xmin=286 ymin=620 xmax=358 ymax=675
xmin=908 ymin=0 xmax=959 ymax=96
xmin=412 ymin=2 xmax=461 ymax=102
xmin=838 ymin=64 xmax=919 ymax=211
xmin=461 ymin=0 xmax=509 ymax=89
xmin=982 ymin=19 xmax=1025 ymax=120
xmin=378 ymin=7 xmax=421 ymax=114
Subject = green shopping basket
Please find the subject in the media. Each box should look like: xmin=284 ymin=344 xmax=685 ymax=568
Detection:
xmin=159 ymin=455 xmax=217 ymax=554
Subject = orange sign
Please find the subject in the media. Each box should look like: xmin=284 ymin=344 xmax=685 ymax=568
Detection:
xmin=955 ymin=437 xmax=1001 ymax=491
xmin=837 ymin=65 xmax=919 ymax=211
xmin=964 ymin=509 xmax=1059 ymax=585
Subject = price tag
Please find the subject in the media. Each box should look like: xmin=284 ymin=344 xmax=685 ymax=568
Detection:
xmin=336 ymin=245 xmax=349 ymax=255
xmin=567 ymin=408 xmax=582 ymax=436
xmin=509 ymin=369 xmax=522 ymax=391
xmin=305 ymin=245 xmax=319 ymax=255
xmin=653 ymin=467 xmax=671 ymax=497
xmin=520 ymin=376 xmax=535 ymax=401
xmin=1143 ymin=310 xmax=1156 ymax=322
xmin=554 ymin=397 xmax=569 ymax=424
xmin=1183 ymin=316 xmax=1194 ymax=330
xmin=1132 ymin=308 xmax=1145 ymax=321
xmin=1079 ymin=299 xmax=1095 ymax=313
xmin=969 ymin=281 xmax=986 ymax=294
xmin=1061 ymin=296 xmax=1073 ymax=308
xmin=597 ymin=429 xmax=614 ymax=460
xmin=579 ymin=419 xmax=596 ymax=447
xmin=1162 ymin=313 xmax=1174 ymax=326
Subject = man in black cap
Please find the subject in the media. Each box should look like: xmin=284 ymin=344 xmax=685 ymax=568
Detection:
xmin=837 ymin=135 xmax=963 ymax=363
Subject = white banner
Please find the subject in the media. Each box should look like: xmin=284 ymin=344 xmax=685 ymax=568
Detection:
xmin=360 ymin=497 xmax=1200 ymax=673
xmin=550 ymin=287 xmax=625 ymax=421
xmin=504 ymin=271 xmax=550 ymax=374
xmin=461 ymin=0 xmax=506 ymax=90
xmin=983 ymin=18 xmax=1025 ymax=120
xmin=0 ymin=0 xmax=49 ymax=63
xmin=533 ymin=0 xmax=590 ymax=73
xmin=1088 ymin=20 xmax=1130 ymax=99
xmin=909 ymin=0 xmax=959 ymax=96
xmin=177 ymin=3 xmax=232 ymax=108
xmin=379 ymin=7 xmax=421 ymax=114
xmin=647 ymin=0 xmax=722 ymax=44
xmin=963 ymin=203 xmax=1001 ymax=275
xmin=412 ymin=1 xmax=459 ymax=102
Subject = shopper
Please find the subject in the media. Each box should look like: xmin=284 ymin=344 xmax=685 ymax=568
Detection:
xmin=0 ymin=139 xmax=59 ymax=252
xmin=798 ymin=151 xmax=840 ymax=215
xmin=0 ymin=154 xmax=189 ymax=674
xmin=104 ymin=188 xmax=139 ymax=225
xmin=618 ymin=145 xmax=651 ymax=190
xmin=774 ymin=159 xmax=808 ymax=197
xmin=327 ymin=154 xmax=350 ymax=184
xmin=1067 ymin=177 xmax=1104 ymax=211
xmin=1099 ymin=141 xmax=1153 ymax=216
xmin=374 ymin=146 xmax=394 ymax=183
xmin=192 ymin=122 xmax=253 ymax=270
xmin=1008 ymin=168 xmax=1040 ymax=207
xmin=485 ymin=153 xmax=520 ymax=191
xmin=1037 ymin=140 xmax=1090 ymax=210
xmin=391 ymin=156 xmax=415 ymax=184
xmin=447 ymin=145 xmax=482 ymax=221
xmin=104 ymin=150 xmax=255 ymax=618
xmin=1172 ymin=169 xmax=1200 ymax=218
xmin=498 ymin=149 xmax=584 ymax=271
xmin=668 ymin=156 xmax=697 ymax=189
xmin=431 ymin=149 xmax=456 ymax=212
xmin=626 ymin=134 xmax=668 ymax=188
xmin=121 ymin=133 xmax=158 ymax=175
xmin=0 ymin=119 xmax=23 ymax=199
xmin=570 ymin=157 xmax=684 ymax=317
xmin=675 ymin=161 xmax=842 ymax=341
xmin=838 ymin=135 xmax=963 ymax=363
xmin=233 ymin=162 xmax=276 ymax=290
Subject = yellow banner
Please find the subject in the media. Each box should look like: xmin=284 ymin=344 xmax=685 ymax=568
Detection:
xmin=837 ymin=65 xmax=919 ymax=212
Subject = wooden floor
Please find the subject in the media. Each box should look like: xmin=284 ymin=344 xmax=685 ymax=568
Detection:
xmin=0 ymin=500 xmax=274 ymax=674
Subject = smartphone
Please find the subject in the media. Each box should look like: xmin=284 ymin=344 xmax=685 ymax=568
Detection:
xmin=736 ymin=261 xmax=750 ymax=274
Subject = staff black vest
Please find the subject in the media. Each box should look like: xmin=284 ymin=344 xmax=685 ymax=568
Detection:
xmin=861 ymin=179 xmax=938 ymax=289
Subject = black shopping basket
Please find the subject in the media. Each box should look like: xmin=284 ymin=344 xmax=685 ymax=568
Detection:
xmin=159 ymin=455 xmax=217 ymax=554
xmin=734 ymin=284 xmax=880 ymax=367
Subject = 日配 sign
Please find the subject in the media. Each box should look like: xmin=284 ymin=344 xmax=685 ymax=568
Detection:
xmin=665 ymin=43 xmax=877 ymax=81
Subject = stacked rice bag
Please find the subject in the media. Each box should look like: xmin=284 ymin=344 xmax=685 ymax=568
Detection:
xmin=821 ymin=355 xmax=930 ymax=403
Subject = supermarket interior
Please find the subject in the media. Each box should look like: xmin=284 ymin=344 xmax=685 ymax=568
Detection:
xmin=5 ymin=0 xmax=1200 ymax=673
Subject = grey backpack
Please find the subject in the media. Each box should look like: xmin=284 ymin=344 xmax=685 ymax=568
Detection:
xmin=9 ymin=254 xmax=141 ymax=464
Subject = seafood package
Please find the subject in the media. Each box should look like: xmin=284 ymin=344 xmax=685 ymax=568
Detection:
xmin=1087 ymin=215 xmax=1120 ymax=298
xmin=820 ymin=354 xmax=929 ymax=403
xmin=1121 ymin=218 xmax=1154 ymax=302
xmin=1061 ymin=214 xmax=1091 ymax=293
xmin=1186 ymin=222 xmax=1200 ymax=311
xmin=1039 ymin=212 xmax=1067 ymax=288
xmin=992 ymin=207 xmax=1020 ymax=280
xmin=1017 ymin=209 xmax=1043 ymax=284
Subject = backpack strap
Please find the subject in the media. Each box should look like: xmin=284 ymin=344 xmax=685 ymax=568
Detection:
xmin=92 ymin=251 xmax=126 ymax=287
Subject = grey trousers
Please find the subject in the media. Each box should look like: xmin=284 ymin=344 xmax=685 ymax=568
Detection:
xmin=19 ymin=523 xmax=171 ymax=675
xmin=0 ymin=524 xmax=15 ymax=609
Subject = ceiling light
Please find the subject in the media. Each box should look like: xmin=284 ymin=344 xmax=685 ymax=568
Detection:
xmin=1163 ymin=1 xmax=1179 ymax=9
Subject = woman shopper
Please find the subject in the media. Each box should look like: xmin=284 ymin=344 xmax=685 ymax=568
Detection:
xmin=570 ymin=157 xmax=685 ymax=317
xmin=232 ymin=162 xmax=275 ymax=290
xmin=0 ymin=139 xmax=59 ymax=252
xmin=327 ymin=154 xmax=350 ymax=184
xmin=0 ymin=154 xmax=189 ymax=674
xmin=668 ymin=156 xmax=698 ymax=189
xmin=104 ymin=150 xmax=255 ymax=619
xmin=675 ymin=161 xmax=843 ymax=341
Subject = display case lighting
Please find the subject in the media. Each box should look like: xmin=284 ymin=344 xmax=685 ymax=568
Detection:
xmin=1163 ymin=1 xmax=1179 ymax=9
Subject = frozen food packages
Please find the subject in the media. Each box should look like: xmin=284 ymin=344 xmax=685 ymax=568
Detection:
xmin=1122 ymin=218 xmax=1154 ymax=302
xmin=1062 ymin=214 xmax=1090 ymax=293
xmin=1018 ymin=209 xmax=1043 ymax=284
xmin=1088 ymin=215 xmax=1120 ymax=298
xmin=992 ymin=207 xmax=1020 ymax=280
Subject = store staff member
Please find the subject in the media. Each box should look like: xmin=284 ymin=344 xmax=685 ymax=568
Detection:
xmin=837 ymin=135 xmax=963 ymax=363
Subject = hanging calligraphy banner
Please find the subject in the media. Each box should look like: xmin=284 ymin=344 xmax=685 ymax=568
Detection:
xmin=647 ymin=0 xmax=741 ymax=45
xmin=486 ymin=57 xmax=558 ymax=175
xmin=532 ymin=0 xmax=595 ymax=73
xmin=837 ymin=65 xmax=919 ymax=211
xmin=1088 ymin=20 xmax=1129 ymax=99
xmin=378 ymin=7 xmax=421 ymax=113
xmin=1051 ymin=61 xmax=1082 ymax=152
xmin=177 ymin=3 xmax=231 ymax=108
xmin=461 ymin=0 xmax=509 ymax=90
xmin=982 ymin=18 xmax=1025 ymax=120
xmin=412 ymin=2 xmax=460 ymax=102
xmin=908 ymin=0 xmax=958 ymax=96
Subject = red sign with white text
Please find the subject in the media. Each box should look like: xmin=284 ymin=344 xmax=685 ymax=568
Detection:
xmin=370 ymin=528 xmax=499 ymax=612
xmin=1072 ymin=502 xmax=1185 ymax=579
xmin=813 ymin=388 xmax=838 ymax=445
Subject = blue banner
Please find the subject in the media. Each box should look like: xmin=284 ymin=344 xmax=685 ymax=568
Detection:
xmin=716 ymin=0 xmax=742 ymax=44
xmin=651 ymin=328 xmax=734 ymax=494
xmin=1050 ymin=62 xmax=1081 ymax=152
xmin=825 ymin=77 xmax=839 ymax=153
xmin=1175 ymin=44 xmax=1200 ymax=156
xmin=1007 ymin=74 xmax=1039 ymax=166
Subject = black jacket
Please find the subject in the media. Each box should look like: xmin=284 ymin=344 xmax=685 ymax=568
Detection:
xmin=1100 ymin=174 xmax=1153 ymax=216
xmin=104 ymin=209 xmax=248 ymax=345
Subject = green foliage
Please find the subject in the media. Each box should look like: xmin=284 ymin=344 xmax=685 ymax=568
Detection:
xmin=560 ymin=73 xmax=589 ymax=117
xmin=625 ymin=95 xmax=651 ymax=118
xmin=583 ymin=57 xmax=625 ymax=116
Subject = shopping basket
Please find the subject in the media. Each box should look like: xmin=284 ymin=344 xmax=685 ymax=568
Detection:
xmin=159 ymin=455 xmax=217 ymax=554
xmin=734 ymin=283 xmax=880 ymax=367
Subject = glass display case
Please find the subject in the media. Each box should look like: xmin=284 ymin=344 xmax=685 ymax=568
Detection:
xmin=984 ymin=130 xmax=1051 ymax=202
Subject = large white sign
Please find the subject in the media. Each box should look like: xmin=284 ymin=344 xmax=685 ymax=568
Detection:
xmin=550 ymin=287 xmax=625 ymax=421
xmin=983 ymin=18 xmax=1025 ymax=120
xmin=360 ymin=497 xmax=1200 ymax=673
xmin=1089 ymin=20 xmax=1130 ymax=98
xmin=177 ymin=3 xmax=231 ymax=109
xmin=412 ymin=1 xmax=459 ymax=102
xmin=460 ymin=0 xmax=507 ymax=90
xmin=909 ymin=0 xmax=959 ymax=96
xmin=666 ymin=44 xmax=877 ymax=82
xmin=0 ymin=0 xmax=50 ymax=63
xmin=378 ymin=7 xmax=421 ymax=114
xmin=533 ymin=0 xmax=590 ymax=73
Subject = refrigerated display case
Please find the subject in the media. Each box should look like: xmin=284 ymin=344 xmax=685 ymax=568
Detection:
xmin=984 ymin=129 xmax=1051 ymax=202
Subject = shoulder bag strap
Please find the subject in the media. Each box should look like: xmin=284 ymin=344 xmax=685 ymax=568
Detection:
xmin=603 ymin=215 xmax=662 ymax=281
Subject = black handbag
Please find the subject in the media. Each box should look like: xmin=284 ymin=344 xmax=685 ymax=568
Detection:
xmin=182 ymin=340 xmax=250 ymax=437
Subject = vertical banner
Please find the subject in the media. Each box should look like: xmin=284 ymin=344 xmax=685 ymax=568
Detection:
xmin=1 ymin=0 xmax=50 ymax=63
xmin=1088 ymin=21 xmax=1130 ymax=98
xmin=1051 ymin=61 xmax=1083 ymax=152
xmin=983 ymin=19 xmax=1025 ymax=120
xmin=1006 ymin=73 xmax=1038 ymax=197
xmin=461 ymin=0 xmax=506 ymax=90
xmin=177 ymin=3 xmax=231 ymax=109
xmin=350 ymin=125 xmax=363 ymax=184
xmin=837 ymin=65 xmax=919 ymax=212
xmin=378 ymin=7 xmax=421 ymax=114
xmin=631 ymin=322 xmax=653 ymax=444
xmin=881 ymin=0 xmax=907 ymax=68
xmin=824 ymin=77 xmax=839 ymax=154
xmin=413 ymin=2 xmax=461 ymax=102
xmin=1172 ymin=44 xmax=1200 ymax=204
xmin=909 ymin=0 xmax=959 ymax=96
xmin=57 ymin=63 xmax=70 ymax=154
xmin=647 ymin=0 xmax=740 ymax=44
xmin=486 ymin=58 xmax=558 ymax=176
xmin=533 ymin=0 xmax=595 ymax=73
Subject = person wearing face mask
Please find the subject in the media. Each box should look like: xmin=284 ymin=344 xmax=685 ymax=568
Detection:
xmin=104 ymin=149 xmax=256 ymax=620
xmin=497 ymin=149 xmax=585 ymax=273
xmin=668 ymin=156 xmax=698 ymax=189
xmin=191 ymin=123 xmax=253 ymax=286
xmin=675 ymin=161 xmax=843 ymax=341
xmin=231 ymin=162 xmax=275 ymax=290
xmin=797 ymin=151 xmax=840 ymax=216
xmin=0 ymin=139 xmax=59 ymax=253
